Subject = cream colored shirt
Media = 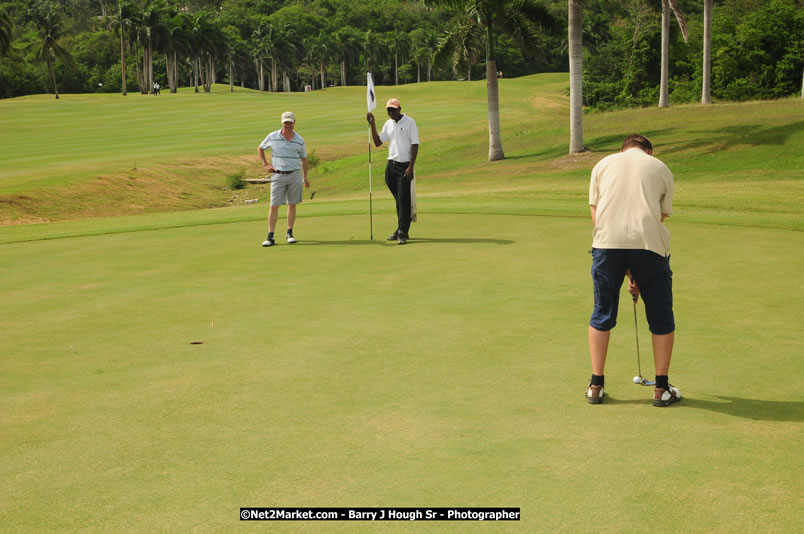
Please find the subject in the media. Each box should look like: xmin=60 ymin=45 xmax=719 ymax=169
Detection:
xmin=589 ymin=148 xmax=674 ymax=256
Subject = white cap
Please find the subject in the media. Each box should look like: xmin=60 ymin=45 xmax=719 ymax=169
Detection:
xmin=281 ymin=111 xmax=296 ymax=123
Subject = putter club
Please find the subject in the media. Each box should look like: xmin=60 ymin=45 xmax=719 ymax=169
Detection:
xmin=632 ymin=293 xmax=656 ymax=386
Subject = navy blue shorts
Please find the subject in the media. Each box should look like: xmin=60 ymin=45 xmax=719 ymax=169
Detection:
xmin=590 ymin=248 xmax=675 ymax=335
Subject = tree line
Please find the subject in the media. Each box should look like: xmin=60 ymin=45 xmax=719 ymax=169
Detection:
xmin=0 ymin=1 xmax=800 ymax=105
xmin=0 ymin=0 xmax=565 ymax=98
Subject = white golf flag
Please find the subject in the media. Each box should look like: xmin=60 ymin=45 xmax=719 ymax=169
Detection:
xmin=367 ymin=72 xmax=377 ymax=112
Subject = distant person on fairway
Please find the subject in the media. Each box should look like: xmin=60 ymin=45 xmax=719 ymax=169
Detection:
xmin=586 ymin=134 xmax=680 ymax=407
xmin=258 ymin=111 xmax=310 ymax=247
xmin=367 ymin=98 xmax=419 ymax=245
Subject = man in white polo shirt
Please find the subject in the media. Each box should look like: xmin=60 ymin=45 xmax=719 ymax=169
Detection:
xmin=257 ymin=111 xmax=310 ymax=247
xmin=367 ymin=98 xmax=419 ymax=245
xmin=585 ymin=134 xmax=681 ymax=408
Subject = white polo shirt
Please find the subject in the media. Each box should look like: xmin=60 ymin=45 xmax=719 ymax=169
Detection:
xmin=589 ymin=148 xmax=674 ymax=256
xmin=379 ymin=114 xmax=419 ymax=163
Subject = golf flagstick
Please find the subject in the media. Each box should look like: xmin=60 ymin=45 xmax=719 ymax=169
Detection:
xmin=368 ymin=126 xmax=373 ymax=240
xmin=366 ymin=72 xmax=377 ymax=240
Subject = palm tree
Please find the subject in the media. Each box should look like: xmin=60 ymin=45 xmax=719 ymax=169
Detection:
xmin=223 ymin=26 xmax=247 ymax=92
xmin=427 ymin=0 xmax=558 ymax=161
xmin=701 ymin=0 xmax=712 ymax=104
xmin=363 ymin=29 xmax=388 ymax=77
xmin=568 ymin=0 xmax=584 ymax=153
xmin=654 ymin=0 xmax=689 ymax=108
xmin=260 ymin=22 xmax=296 ymax=92
xmin=1 ymin=6 xmax=13 ymax=56
xmin=387 ymin=29 xmax=410 ymax=85
xmin=165 ymin=11 xmax=192 ymax=93
xmin=188 ymin=11 xmax=218 ymax=93
xmin=29 ymin=1 xmax=73 ymax=100
xmin=306 ymin=31 xmax=330 ymax=89
xmin=138 ymin=0 xmax=170 ymax=94
xmin=332 ymin=26 xmax=361 ymax=86
xmin=103 ymin=0 xmax=136 ymax=95
xmin=199 ymin=17 xmax=227 ymax=92
xmin=410 ymin=28 xmax=436 ymax=82
xmin=432 ymin=13 xmax=484 ymax=81
xmin=249 ymin=22 xmax=268 ymax=91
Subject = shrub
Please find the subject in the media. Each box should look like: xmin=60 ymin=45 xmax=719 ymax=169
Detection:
xmin=307 ymin=150 xmax=320 ymax=169
xmin=226 ymin=169 xmax=246 ymax=190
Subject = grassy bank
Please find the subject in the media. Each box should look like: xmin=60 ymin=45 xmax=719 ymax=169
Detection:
xmin=1 ymin=76 xmax=802 ymax=230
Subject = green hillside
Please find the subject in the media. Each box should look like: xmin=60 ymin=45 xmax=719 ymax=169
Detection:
xmin=1 ymin=75 xmax=802 ymax=230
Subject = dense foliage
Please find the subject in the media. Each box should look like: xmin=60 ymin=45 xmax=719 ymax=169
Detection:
xmin=0 ymin=0 xmax=801 ymax=108
xmin=582 ymin=0 xmax=804 ymax=109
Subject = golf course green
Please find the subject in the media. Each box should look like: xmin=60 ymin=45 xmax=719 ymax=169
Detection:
xmin=1 ymin=75 xmax=802 ymax=532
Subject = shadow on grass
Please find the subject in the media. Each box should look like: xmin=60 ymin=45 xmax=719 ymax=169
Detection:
xmin=298 ymin=237 xmax=514 ymax=246
xmin=683 ymin=394 xmax=804 ymax=422
xmin=661 ymin=121 xmax=804 ymax=155
xmin=583 ymin=129 xmax=675 ymax=153
xmin=602 ymin=394 xmax=804 ymax=422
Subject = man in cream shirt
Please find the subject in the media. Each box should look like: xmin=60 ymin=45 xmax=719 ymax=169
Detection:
xmin=585 ymin=134 xmax=681 ymax=407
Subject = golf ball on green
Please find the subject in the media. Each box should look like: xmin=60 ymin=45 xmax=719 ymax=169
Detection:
xmin=633 ymin=376 xmax=642 ymax=384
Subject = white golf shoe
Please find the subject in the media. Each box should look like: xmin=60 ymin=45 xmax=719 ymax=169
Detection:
xmin=653 ymin=384 xmax=682 ymax=407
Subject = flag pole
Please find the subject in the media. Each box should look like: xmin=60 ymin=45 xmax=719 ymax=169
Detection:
xmin=368 ymin=126 xmax=373 ymax=240
xmin=367 ymin=72 xmax=377 ymax=241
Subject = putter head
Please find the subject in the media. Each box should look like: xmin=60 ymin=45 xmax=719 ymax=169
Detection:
xmin=641 ymin=378 xmax=656 ymax=386
xmin=310 ymin=191 xmax=316 ymax=200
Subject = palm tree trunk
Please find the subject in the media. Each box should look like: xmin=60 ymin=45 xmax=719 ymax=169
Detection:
xmin=320 ymin=61 xmax=325 ymax=89
xmin=146 ymin=36 xmax=153 ymax=94
xmin=136 ymin=44 xmax=146 ymax=93
xmin=568 ymin=0 xmax=584 ymax=153
xmin=659 ymin=0 xmax=670 ymax=108
xmin=47 ymin=55 xmax=59 ymax=99
xmin=120 ymin=30 xmax=127 ymax=96
xmin=702 ymin=0 xmax=712 ymax=104
xmin=272 ymin=58 xmax=278 ymax=92
xmin=486 ymin=59 xmax=504 ymax=161
xmin=427 ymin=61 xmax=432 ymax=82
xmin=394 ymin=52 xmax=398 ymax=85
xmin=229 ymin=57 xmax=234 ymax=92
xmin=340 ymin=60 xmax=346 ymax=86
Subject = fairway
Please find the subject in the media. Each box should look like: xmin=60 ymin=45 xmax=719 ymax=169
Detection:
xmin=1 ymin=205 xmax=802 ymax=532
xmin=1 ymin=73 xmax=803 ymax=532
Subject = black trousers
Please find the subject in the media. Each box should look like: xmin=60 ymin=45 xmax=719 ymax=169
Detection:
xmin=385 ymin=160 xmax=411 ymax=236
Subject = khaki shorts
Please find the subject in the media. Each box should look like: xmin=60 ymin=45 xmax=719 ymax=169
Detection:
xmin=270 ymin=170 xmax=303 ymax=206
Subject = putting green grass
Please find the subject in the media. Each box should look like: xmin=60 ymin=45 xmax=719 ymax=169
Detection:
xmin=1 ymin=203 xmax=802 ymax=532
xmin=1 ymin=75 xmax=802 ymax=531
